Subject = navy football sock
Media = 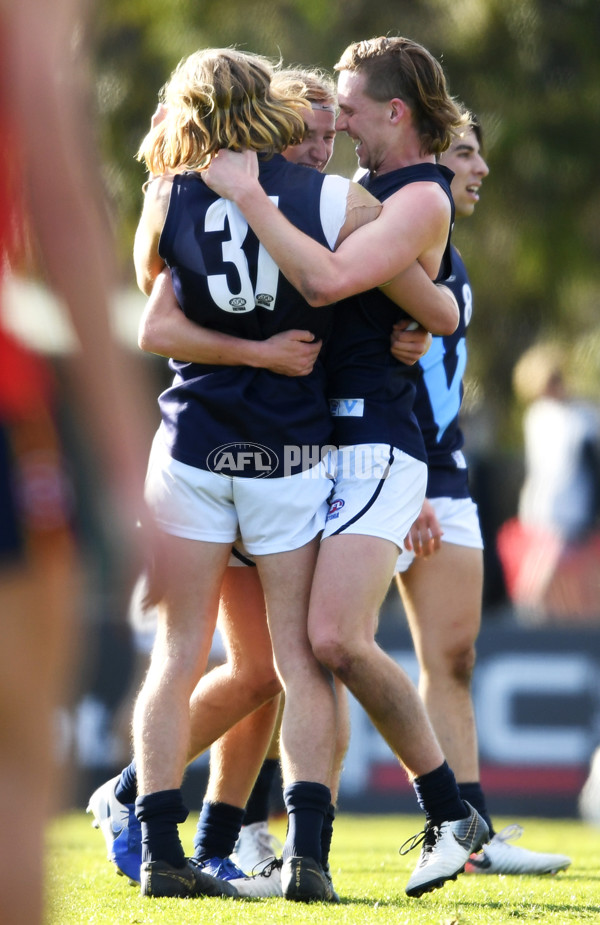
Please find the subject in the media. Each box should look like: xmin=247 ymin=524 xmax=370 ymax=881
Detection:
xmin=458 ymin=781 xmax=494 ymax=837
xmin=244 ymin=758 xmax=280 ymax=825
xmin=136 ymin=789 xmax=188 ymax=867
xmin=282 ymin=781 xmax=331 ymax=865
xmin=115 ymin=759 xmax=137 ymax=805
xmin=193 ymin=801 xmax=245 ymax=862
xmin=412 ymin=761 xmax=469 ymax=826
xmin=321 ymin=803 xmax=335 ymax=870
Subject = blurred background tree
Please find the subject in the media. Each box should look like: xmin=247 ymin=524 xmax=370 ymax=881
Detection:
xmin=94 ymin=0 xmax=600 ymax=445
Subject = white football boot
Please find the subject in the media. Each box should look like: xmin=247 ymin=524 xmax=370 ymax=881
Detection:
xmin=404 ymin=803 xmax=489 ymax=897
xmin=231 ymin=821 xmax=283 ymax=874
xmin=229 ymin=858 xmax=283 ymax=897
xmin=465 ymin=824 xmax=571 ymax=875
xmin=86 ymin=775 xmax=141 ymax=884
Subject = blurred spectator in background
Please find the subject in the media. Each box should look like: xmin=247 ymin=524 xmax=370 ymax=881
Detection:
xmin=0 ymin=0 xmax=151 ymax=922
xmin=497 ymin=342 xmax=600 ymax=623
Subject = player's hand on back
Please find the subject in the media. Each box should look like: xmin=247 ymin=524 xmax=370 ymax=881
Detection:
xmin=202 ymin=149 xmax=260 ymax=201
xmin=260 ymin=329 xmax=322 ymax=376
xmin=390 ymin=319 xmax=432 ymax=366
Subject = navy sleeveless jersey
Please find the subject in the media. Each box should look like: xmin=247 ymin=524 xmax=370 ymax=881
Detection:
xmin=156 ymin=154 xmax=339 ymax=477
xmin=414 ymin=243 xmax=472 ymax=498
xmin=324 ymin=163 xmax=455 ymax=462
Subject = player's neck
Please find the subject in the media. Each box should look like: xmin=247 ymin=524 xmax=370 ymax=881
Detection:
xmin=373 ymin=132 xmax=435 ymax=176
xmin=373 ymin=150 xmax=436 ymax=176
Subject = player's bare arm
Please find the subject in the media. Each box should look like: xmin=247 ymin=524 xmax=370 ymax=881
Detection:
xmin=203 ymin=150 xmax=456 ymax=335
xmin=382 ymin=264 xmax=458 ymax=337
xmin=346 ymin=186 xmax=457 ymax=338
xmin=133 ymin=176 xmax=173 ymax=294
xmin=139 ymin=266 xmax=322 ymax=377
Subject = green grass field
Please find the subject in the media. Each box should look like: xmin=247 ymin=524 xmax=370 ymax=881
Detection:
xmin=47 ymin=811 xmax=600 ymax=924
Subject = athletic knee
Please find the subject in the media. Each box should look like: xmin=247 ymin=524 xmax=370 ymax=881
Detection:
xmin=311 ymin=631 xmax=357 ymax=682
xmin=431 ymin=642 xmax=476 ymax=688
xmin=239 ymin=670 xmax=282 ymax=707
xmin=217 ymin=659 xmax=281 ymax=708
xmin=231 ymin=647 xmax=279 ymax=684
xmin=452 ymin=641 xmax=477 ymax=686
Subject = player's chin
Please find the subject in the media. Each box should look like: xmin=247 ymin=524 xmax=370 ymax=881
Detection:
xmin=456 ymin=198 xmax=476 ymax=218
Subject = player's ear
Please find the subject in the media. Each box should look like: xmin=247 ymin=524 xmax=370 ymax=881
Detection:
xmin=389 ymin=98 xmax=407 ymax=124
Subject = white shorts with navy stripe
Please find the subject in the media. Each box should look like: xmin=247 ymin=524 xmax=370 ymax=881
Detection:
xmin=144 ymin=433 xmax=332 ymax=556
xmin=229 ymin=543 xmax=256 ymax=566
xmin=394 ymin=495 xmax=483 ymax=574
xmin=321 ymin=444 xmax=427 ymax=549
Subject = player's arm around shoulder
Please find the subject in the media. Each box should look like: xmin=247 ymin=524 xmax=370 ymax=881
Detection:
xmin=133 ymin=175 xmax=174 ymax=295
xmin=315 ymin=179 xmax=449 ymax=305
xmin=381 ymin=263 xmax=458 ymax=337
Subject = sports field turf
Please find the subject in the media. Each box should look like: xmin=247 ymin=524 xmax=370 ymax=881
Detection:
xmin=47 ymin=811 xmax=600 ymax=923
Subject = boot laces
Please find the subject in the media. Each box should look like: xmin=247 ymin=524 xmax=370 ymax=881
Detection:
xmin=252 ymin=856 xmax=282 ymax=878
xmin=399 ymin=821 xmax=440 ymax=857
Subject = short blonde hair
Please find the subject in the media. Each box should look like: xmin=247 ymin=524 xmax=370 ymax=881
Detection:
xmin=335 ymin=36 xmax=468 ymax=156
xmin=271 ymin=67 xmax=336 ymax=110
xmin=138 ymin=48 xmax=309 ymax=174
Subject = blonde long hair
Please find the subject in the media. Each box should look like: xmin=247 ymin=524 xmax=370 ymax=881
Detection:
xmin=137 ymin=48 xmax=309 ymax=174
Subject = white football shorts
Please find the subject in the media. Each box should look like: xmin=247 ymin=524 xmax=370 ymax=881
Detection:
xmin=321 ymin=444 xmax=427 ymax=549
xmin=394 ymin=495 xmax=483 ymax=574
xmin=144 ymin=434 xmax=332 ymax=556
